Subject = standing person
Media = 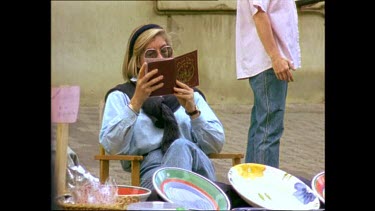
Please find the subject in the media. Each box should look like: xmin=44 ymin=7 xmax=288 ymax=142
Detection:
xmin=99 ymin=23 xmax=225 ymax=190
xmin=235 ymin=0 xmax=301 ymax=168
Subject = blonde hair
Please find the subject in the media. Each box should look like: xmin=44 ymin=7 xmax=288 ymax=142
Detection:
xmin=122 ymin=26 xmax=172 ymax=81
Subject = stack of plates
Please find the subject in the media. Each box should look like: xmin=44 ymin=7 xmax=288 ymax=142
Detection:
xmin=151 ymin=165 xmax=322 ymax=210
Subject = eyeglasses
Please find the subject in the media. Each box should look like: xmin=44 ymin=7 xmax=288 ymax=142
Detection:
xmin=144 ymin=46 xmax=173 ymax=59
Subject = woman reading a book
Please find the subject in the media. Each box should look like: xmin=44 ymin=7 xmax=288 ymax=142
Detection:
xmin=99 ymin=24 xmax=225 ymax=190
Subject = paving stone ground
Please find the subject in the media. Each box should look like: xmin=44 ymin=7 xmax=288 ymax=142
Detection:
xmin=52 ymin=103 xmax=325 ymax=186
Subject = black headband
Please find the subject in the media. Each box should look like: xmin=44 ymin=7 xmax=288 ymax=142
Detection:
xmin=128 ymin=24 xmax=162 ymax=63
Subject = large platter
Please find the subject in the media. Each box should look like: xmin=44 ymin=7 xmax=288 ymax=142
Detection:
xmin=152 ymin=167 xmax=231 ymax=210
xmin=228 ymin=163 xmax=320 ymax=210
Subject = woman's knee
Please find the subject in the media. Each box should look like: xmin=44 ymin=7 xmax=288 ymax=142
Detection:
xmin=169 ymin=138 xmax=196 ymax=149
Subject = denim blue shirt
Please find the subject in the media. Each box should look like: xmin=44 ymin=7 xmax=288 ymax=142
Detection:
xmin=99 ymin=90 xmax=225 ymax=162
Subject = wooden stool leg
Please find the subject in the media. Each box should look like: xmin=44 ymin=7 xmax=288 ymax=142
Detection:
xmin=131 ymin=161 xmax=140 ymax=186
xmin=99 ymin=160 xmax=109 ymax=184
xmin=232 ymin=158 xmax=241 ymax=166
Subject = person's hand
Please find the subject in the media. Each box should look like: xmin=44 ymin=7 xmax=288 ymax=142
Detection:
xmin=271 ymin=56 xmax=295 ymax=82
xmin=130 ymin=62 xmax=164 ymax=112
xmin=174 ymin=80 xmax=196 ymax=112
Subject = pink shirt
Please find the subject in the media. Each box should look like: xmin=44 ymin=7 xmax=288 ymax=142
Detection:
xmin=235 ymin=0 xmax=301 ymax=79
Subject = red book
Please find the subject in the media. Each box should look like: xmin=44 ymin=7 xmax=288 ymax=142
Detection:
xmin=146 ymin=50 xmax=199 ymax=96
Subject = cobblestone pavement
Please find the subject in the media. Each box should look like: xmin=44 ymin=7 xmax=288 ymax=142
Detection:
xmin=52 ymin=104 xmax=325 ymax=186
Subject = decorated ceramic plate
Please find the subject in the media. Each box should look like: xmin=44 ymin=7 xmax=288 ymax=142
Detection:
xmin=228 ymin=163 xmax=320 ymax=210
xmin=311 ymin=171 xmax=325 ymax=203
xmin=152 ymin=167 xmax=231 ymax=210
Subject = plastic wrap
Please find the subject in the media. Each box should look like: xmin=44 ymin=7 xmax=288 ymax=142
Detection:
xmin=56 ymin=146 xmax=118 ymax=205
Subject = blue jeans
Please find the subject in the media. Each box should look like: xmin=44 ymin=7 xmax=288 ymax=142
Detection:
xmin=246 ymin=68 xmax=288 ymax=168
xmin=139 ymin=138 xmax=216 ymax=190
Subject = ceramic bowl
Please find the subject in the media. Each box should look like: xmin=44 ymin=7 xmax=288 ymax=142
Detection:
xmin=311 ymin=171 xmax=325 ymax=204
xmin=117 ymin=185 xmax=151 ymax=202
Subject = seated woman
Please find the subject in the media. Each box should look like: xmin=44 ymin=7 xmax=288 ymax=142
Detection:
xmin=99 ymin=23 xmax=225 ymax=190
